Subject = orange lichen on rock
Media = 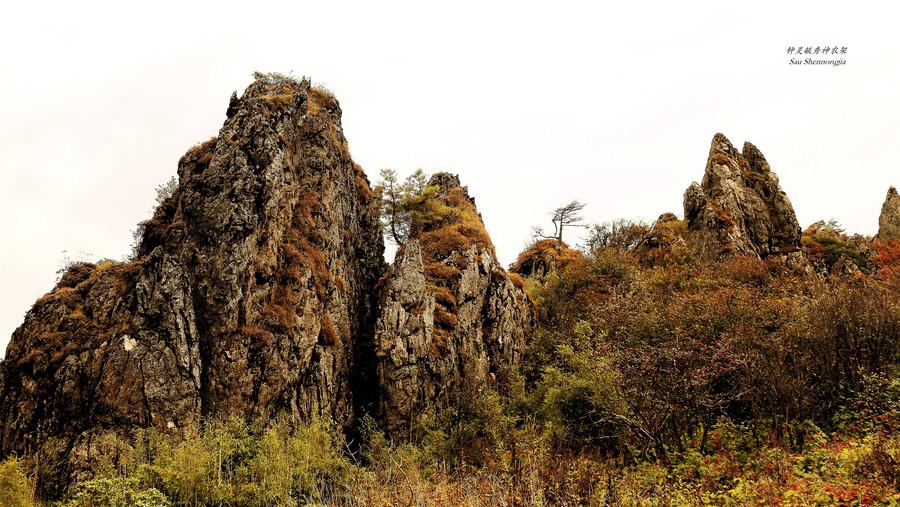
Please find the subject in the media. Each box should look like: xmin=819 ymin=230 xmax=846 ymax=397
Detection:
xmin=181 ymin=136 xmax=218 ymax=166
xmin=507 ymin=272 xmax=526 ymax=290
xmin=17 ymin=258 xmax=141 ymax=373
xmin=319 ymin=314 xmax=339 ymax=346
xmin=408 ymin=174 xmax=504 ymax=337
xmin=352 ymin=162 xmax=372 ymax=202
xmin=374 ymin=173 xmax=532 ymax=437
xmin=416 ymin=183 xmax=496 ymax=263
xmin=260 ymin=94 xmax=294 ymax=109
xmin=308 ymin=85 xmax=339 ymax=113
xmin=424 ymin=261 xmax=460 ymax=282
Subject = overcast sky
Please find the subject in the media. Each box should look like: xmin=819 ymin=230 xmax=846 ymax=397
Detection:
xmin=1 ymin=1 xmax=898 ymax=357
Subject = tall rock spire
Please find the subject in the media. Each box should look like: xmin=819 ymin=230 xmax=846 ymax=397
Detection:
xmin=683 ymin=133 xmax=802 ymax=258
xmin=0 ymin=74 xmax=385 ymax=496
xmin=374 ymin=173 xmax=532 ymax=437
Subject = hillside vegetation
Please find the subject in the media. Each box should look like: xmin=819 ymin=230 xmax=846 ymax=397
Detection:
xmin=6 ymin=213 xmax=900 ymax=506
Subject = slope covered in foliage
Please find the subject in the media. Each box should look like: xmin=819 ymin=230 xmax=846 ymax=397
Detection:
xmin=7 ymin=221 xmax=899 ymax=506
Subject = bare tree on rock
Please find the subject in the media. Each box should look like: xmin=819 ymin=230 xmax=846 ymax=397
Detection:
xmin=534 ymin=200 xmax=588 ymax=243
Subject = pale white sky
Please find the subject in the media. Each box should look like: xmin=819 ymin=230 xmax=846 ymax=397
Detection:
xmin=1 ymin=1 xmax=898 ymax=357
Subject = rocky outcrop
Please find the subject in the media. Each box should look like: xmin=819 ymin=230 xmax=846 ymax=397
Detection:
xmin=0 ymin=75 xmax=384 ymax=495
xmin=684 ymin=134 xmax=802 ymax=258
xmin=878 ymin=187 xmax=900 ymax=240
xmin=510 ymin=239 xmax=583 ymax=281
xmin=629 ymin=213 xmax=689 ymax=265
xmin=374 ymin=174 xmax=532 ymax=437
xmin=0 ymin=76 xmax=538 ymax=495
xmin=800 ymin=220 xmax=869 ymax=275
xmin=829 ymin=255 xmax=863 ymax=280
xmin=639 ymin=213 xmax=686 ymax=250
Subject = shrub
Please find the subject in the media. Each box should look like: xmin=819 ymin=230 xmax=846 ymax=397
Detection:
xmin=61 ymin=477 xmax=169 ymax=507
xmin=585 ymin=218 xmax=649 ymax=252
xmin=802 ymin=220 xmax=869 ymax=272
xmin=874 ymin=239 xmax=900 ymax=285
xmin=52 ymin=417 xmax=358 ymax=507
xmin=129 ymin=175 xmax=180 ymax=260
xmin=0 ymin=457 xmax=36 ymax=507
xmin=153 ymin=176 xmax=178 ymax=207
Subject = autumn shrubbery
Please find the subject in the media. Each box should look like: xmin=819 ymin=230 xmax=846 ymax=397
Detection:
xmin=31 ymin=207 xmax=900 ymax=504
xmin=526 ymin=244 xmax=899 ymax=453
xmin=501 ymin=238 xmax=899 ymax=503
xmin=802 ymin=219 xmax=870 ymax=272
xmin=46 ymin=386 xmax=899 ymax=506
xmin=874 ymin=239 xmax=900 ymax=287
xmin=0 ymin=457 xmax=37 ymax=507
xmin=41 ymin=418 xmax=355 ymax=507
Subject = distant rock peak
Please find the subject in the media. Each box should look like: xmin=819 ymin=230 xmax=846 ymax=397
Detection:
xmin=684 ymin=133 xmax=801 ymax=258
xmin=879 ymin=186 xmax=900 ymax=240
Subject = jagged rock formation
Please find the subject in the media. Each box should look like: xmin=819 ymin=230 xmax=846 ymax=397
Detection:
xmin=374 ymin=174 xmax=532 ymax=437
xmin=879 ymin=187 xmax=900 ymax=240
xmin=509 ymin=239 xmax=583 ymax=281
xmin=0 ymin=76 xmax=537 ymax=495
xmin=684 ymin=134 xmax=802 ymax=258
xmin=0 ymin=75 xmax=384 ymax=495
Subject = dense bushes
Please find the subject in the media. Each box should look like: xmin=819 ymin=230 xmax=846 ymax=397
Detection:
xmin=524 ymin=245 xmax=900 ymax=457
xmin=46 ymin=395 xmax=899 ymax=506
xmin=50 ymin=418 xmax=354 ymax=506
xmin=802 ymin=219 xmax=870 ymax=272
xmin=875 ymin=239 xmax=900 ymax=287
xmin=61 ymin=478 xmax=168 ymax=507
xmin=0 ymin=457 xmax=37 ymax=507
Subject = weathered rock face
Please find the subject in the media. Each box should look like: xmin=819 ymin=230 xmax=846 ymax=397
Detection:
xmin=509 ymin=239 xmax=583 ymax=281
xmin=0 ymin=75 xmax=384 ymax=494
xmin=374 ymin=174 xmax=532 ymax=437
xmin=684 ymin=134 xmax=802 ymax=258
xmin=878 ymin=187 xmax=900 ymax=240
